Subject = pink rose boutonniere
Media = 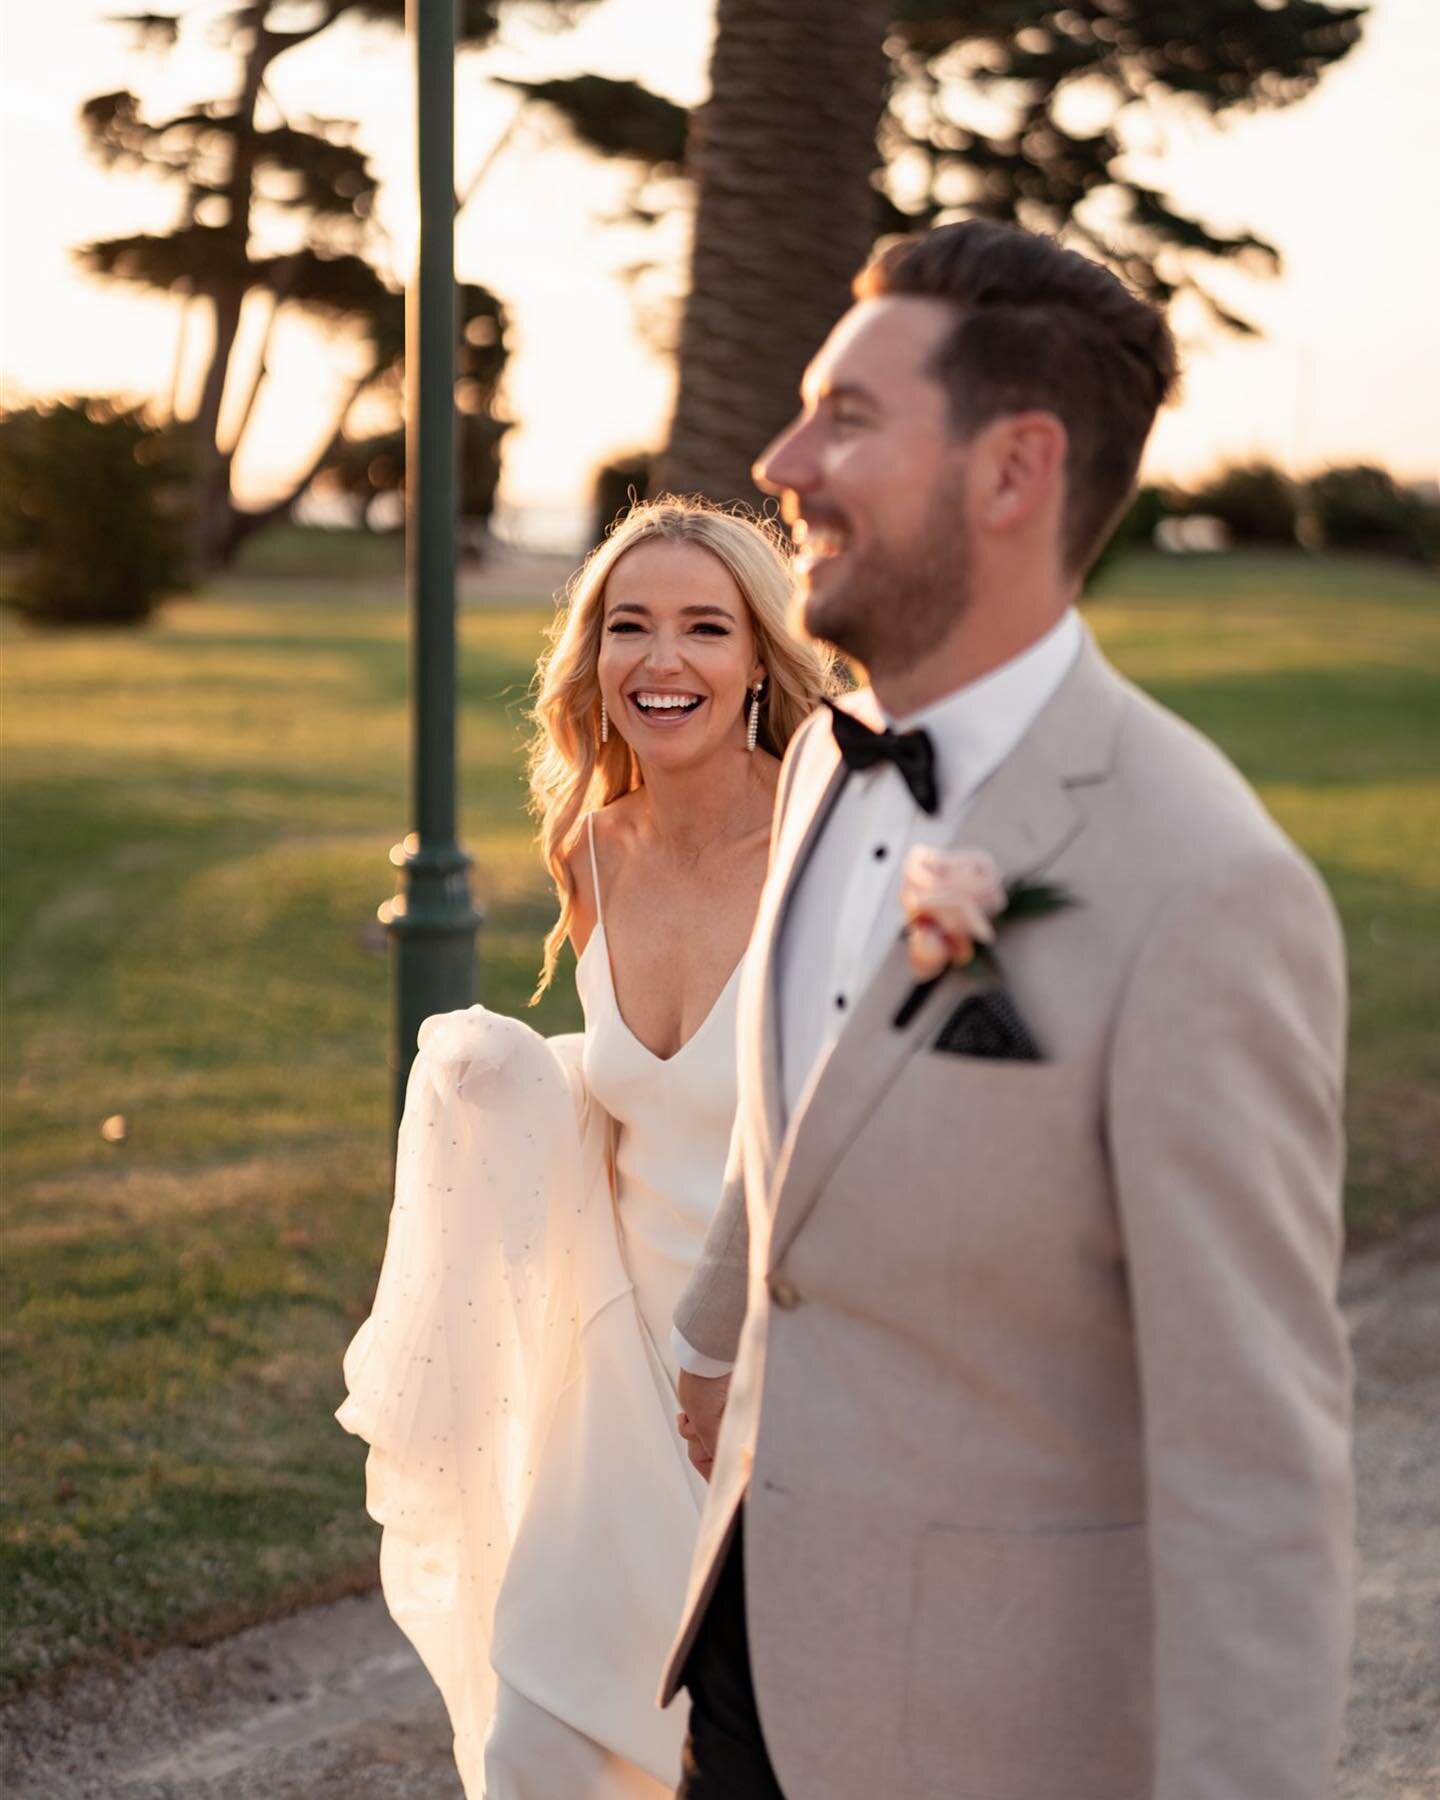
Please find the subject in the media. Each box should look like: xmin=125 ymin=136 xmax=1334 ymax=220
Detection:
xmin=893 ymin=844 xmax=1076 ymax=1028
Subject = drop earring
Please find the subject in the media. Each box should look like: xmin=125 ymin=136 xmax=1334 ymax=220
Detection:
xmin=600 ymin=699 xmax=609 ymax=745
xmin=746 ymin=680 xmax=764 ymax=753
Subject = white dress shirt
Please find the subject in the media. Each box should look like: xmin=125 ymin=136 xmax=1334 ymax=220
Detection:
xmin=673 ymin=608 xmax=1083 ymax=1379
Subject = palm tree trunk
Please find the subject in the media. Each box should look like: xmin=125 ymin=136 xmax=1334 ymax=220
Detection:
xmin=657 ymin=0 xmax=893 ymax=506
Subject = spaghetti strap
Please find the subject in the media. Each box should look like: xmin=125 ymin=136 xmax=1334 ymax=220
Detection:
xmin=586 ymin=812 xmax=605 ymax=928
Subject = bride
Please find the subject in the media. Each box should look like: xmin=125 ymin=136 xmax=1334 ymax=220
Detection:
xmin=339 ymin=497 xmax=831 ymax=1796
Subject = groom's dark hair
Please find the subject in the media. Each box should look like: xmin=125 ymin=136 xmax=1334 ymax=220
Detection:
xmin=855 ymin=220 xmax=1179 ymax=573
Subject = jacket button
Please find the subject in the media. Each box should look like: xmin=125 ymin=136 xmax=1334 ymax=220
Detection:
xmin=768 ymin=1275 xmax=800 ymax=1310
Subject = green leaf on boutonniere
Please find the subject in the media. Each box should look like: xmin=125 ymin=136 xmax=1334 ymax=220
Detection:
xmin=971 ymin=881 xmax=1078 ymax=972
xmin=1000 ymin=878 xmax=1077 ymax=924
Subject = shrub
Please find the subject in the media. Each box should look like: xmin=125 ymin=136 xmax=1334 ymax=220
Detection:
xmin=1307 ymin=464 xmax=1440 ymax=565
xmin=0 ymin=399 xmax=194 ymax=626
xmin=313 ymin=410 xmax=508 ymax=558
xmin=1187 ymin=463 xmax=1299 ymax=546
xmin=590 ymin=452 xmax=654 ymax=548
xmin=1087 ymin=484 xmax=1174 ymax=585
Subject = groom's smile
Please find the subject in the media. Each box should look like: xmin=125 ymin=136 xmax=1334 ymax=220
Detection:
xmin=791 ymin=517 xmax=848 ymax=585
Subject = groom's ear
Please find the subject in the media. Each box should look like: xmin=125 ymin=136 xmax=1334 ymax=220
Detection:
xmin=969 ymin=410 xmax=1068 ymax=541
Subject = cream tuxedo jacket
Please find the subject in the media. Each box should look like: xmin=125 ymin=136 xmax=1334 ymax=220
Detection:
xmin=662 ymin=631 xmax=1353 ymax=1800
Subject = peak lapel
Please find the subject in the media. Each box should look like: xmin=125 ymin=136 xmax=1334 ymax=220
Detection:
xmin=764 ymin=629 xmax=1124 ymax=1269
xmin=749 ymin=722 xmax=848 ymax=1174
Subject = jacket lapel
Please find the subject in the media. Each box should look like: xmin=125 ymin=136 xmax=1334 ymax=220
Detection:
xmin=764 ymin=630 xmax=1125 ymax=1269
xmin=747 ymin=718 xmax=848 ymax=1176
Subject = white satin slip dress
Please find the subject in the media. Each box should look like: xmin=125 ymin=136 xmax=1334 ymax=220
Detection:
xmin=483 ymin=814 xmax=743 ymax=1797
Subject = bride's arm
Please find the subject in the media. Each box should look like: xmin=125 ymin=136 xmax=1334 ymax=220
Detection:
xmin=674 ymin=1116 xmax=750 ymax=1367
xmin=673 ymin=1127 xmax=747 ymax=1478
xmin=563 ymin=829 xmax=599 ymax=960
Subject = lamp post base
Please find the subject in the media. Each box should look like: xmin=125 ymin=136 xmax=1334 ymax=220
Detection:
xmin=383 ymin=836 xmax=481 ymax=1132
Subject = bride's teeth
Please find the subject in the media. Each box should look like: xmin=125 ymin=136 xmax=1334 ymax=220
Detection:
xmin=635 ymin=693 xmax=701 ymax=711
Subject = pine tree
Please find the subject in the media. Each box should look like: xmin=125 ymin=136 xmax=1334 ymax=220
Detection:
xmin=78 ymin=2 xmax=591 ymax=568
xmin=523 ymin=1 xmax=1366 ymax=503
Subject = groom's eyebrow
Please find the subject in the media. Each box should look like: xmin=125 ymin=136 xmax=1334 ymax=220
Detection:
xmin=800 ymin=367 xmax=879 ymax=408
xmin=819 ymin=381 xmax=880 ymax=411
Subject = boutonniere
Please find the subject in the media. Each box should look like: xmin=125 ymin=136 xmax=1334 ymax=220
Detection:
xmin=892 ymin=845 xmax=1076 ymax=1028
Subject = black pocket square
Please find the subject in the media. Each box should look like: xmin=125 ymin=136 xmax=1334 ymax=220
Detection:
xmin=931 ymin=991 xmax=1043 ymax=1062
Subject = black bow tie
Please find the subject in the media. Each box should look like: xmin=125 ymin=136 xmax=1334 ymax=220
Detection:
xmin=826 ymin=701 xmax=940 ymax=815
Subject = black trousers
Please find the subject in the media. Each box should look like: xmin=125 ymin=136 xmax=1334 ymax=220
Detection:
xmin=676 ymin=1512 xmax=787 ymax=1798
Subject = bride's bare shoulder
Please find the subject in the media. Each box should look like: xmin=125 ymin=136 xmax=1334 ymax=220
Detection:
xmin=590 ymin=791 xmax=648 ymax=860
xmin=565 ymin=796 xmax=640 ymax=954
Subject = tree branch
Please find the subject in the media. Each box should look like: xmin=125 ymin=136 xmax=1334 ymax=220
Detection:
xmin=221 ymin=269 xmax=292 ymax=456
xmin=256 ymin=1 xmax=350 ymax=67
xmin=457 ymin=97 xmax=526 ymax=214
xmin=229 ymin=365 xmax=377 ymax=545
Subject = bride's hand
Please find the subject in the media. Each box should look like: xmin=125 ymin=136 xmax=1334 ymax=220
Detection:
xmin=677 ymin=1411 xmax=713 ymax=1480
xmin=677 ymin=1370 xmax=732 ymax=1482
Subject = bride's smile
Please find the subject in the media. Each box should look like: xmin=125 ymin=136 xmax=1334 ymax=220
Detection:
xmin=627 ymin=686 xmax=707 ymax=727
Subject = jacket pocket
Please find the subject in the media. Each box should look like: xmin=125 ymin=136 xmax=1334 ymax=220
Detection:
xmin=900 ymin=1522 xmax=1152 ymax=1800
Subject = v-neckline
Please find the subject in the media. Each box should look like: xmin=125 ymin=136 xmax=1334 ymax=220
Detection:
xmin=580 ymin=922 xmax=742 ymax=1068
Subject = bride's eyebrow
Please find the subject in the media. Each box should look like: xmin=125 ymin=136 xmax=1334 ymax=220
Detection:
xmin=606 ymin=603 xmax=737 ymax=622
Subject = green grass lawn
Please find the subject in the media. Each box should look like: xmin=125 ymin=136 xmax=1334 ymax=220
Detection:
xmin=2 ymin=545 xmax=1437 ymax=1691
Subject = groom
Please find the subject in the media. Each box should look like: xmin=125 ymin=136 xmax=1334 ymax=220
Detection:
xmin=663 ymin=220 xmax=1353 ymax=1799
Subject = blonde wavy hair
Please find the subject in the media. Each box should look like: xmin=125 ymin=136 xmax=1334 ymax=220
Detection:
xmin=527 ymin=495 xmax=836 ymax=998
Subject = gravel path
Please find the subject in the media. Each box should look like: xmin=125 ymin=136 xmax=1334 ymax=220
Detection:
xmin=4 ymin=1216 xmax=1436 ymax=1798
xmin=1335 ymin=1210 xmax=1440 ymax=1798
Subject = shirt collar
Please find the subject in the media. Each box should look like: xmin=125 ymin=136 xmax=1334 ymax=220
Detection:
xmin=875 ymin=607 xmax=1083 ymax=814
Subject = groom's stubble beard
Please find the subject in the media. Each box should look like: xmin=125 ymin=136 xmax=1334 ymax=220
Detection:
xmin=802 ymin=479 xmax=971 ymax=684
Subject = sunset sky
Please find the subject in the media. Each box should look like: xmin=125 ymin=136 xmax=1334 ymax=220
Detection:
xmin=2 ymin=0 xmax=1437 ymax=540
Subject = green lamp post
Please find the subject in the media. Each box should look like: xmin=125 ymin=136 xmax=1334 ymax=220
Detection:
xmin=383 ymin=0 xmax=480 ymax=1131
